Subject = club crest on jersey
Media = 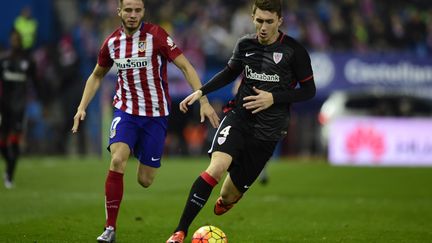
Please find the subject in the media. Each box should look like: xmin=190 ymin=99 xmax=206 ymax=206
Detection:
xmin=110 ymin=129 xmax=116 ymax=138
xmin=217 ymin=136 xmax=226 ymax=145
xmin=273 ymin=52 xmax=283 ymax=64
xmin=138 ymin=41 xmax=146 ymax=52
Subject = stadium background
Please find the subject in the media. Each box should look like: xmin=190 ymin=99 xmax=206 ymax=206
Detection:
xmin=1 ymin=0 xmax=431 ymax=158
xmin=1 ymin=1 xmax=432 ymax=242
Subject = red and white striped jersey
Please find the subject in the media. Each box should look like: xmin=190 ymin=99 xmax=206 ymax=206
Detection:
xmin=98 ymin=23 xmax=182 ymax=117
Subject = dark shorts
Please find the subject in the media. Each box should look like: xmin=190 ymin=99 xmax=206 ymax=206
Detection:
xmin=208 ymin=111 xmax=277 ymax=193
xmin=108 ymin=109 xmax=168 ymax=168
xmin=0 ymin=105 xmax=24 ymax=138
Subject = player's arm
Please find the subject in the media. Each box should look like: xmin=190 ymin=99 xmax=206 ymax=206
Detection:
xmin=243 ymin=80 xmax=315 ymax=114
xmin=201 ymin=65 xmax=242 ymax=95
xmin=179 ymin=64 xmax=242 ymax=112
xmin=173 ymin=54 xmax=220 ymax=128
xmin=72 ymin=64 xmax=110 ymax=133
xmin=272 ymin=43 xmax=316 ymax=104
xmin=272 ymin=78 xmax=315 ymax=104
xmin=244 ymin=45 xmax=316 ymax=114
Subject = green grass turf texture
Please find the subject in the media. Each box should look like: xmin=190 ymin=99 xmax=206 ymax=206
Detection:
xmin=1 ymin=156 xmax=431 ymax=243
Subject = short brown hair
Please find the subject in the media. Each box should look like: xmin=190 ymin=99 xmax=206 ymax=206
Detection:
xmin=252 ymin=0 xmax=282 ymax=18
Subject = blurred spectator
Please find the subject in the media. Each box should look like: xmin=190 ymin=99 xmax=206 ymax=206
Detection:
xmin=55 ymin=35 xmax=86 ymax=155
xmin=389 ymin=12 xmax=407 ymax=49
xmin=405 ymin=8 xmax=428 ymax=56
xmin=14 ymin=6 xmax=38 ymax=50
xmin=327 ymin=5 xmax=349 ymax=49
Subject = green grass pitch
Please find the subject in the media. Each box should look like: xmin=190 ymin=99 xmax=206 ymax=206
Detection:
xmin=1 ymin=156 xmax=432 ymax=242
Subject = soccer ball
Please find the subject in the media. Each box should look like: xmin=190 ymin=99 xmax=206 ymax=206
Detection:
xmin=192 ymin=225 xmax=228 ymax=243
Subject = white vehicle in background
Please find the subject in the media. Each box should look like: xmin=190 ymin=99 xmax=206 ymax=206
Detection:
xmin=317 ymin=89 xmax=432 ymax=152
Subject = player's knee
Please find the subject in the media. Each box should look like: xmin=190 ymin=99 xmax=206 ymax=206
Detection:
xmin=206 ymin=170 xmax=223 ymax=182
xmin=110 ymin=155 xmax=126 ymax=172
xmin=137 ymin=176 xmax=153 ymax=188
xmin=206 ymin=164 xmax=227 ymax=181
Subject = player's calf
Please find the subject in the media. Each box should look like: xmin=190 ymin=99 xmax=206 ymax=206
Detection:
xmin=213 ymin=195 xmax=242 ymax=215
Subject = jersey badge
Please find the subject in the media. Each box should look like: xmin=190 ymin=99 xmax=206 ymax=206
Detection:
xmin=138 ymin=41 xmax=146 ymax=52
xmin=217 ymin=136 xmax=226 ymax=145
xmin=110 ymin=129 xmax=116 ymax=138
xmin=167 ymin=36 xmax=177 ymax=51
xmin=273 ymin=52 xmax=283 ymax=64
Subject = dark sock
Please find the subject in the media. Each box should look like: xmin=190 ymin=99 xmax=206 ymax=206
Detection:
xmin=1 ymin=144 xmax=17 ymax=182
xmin=6 ymin=143 xmax=19 ymax=181
xmin=105 ymin=170 xmax=124 ymax=229
xmin=175 ymin=172 xmax=218 ymax=235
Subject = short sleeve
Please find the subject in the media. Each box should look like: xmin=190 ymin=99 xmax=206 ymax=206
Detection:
xmin=156 ymin=26 xmax=182 ymax=62
xmin=227 ymin=38 xmax=243 ymax=71
xmin=97 ymin=40 xmax=114 ymax=68
xmin=292 ymin=43 xmax=313 ymax=83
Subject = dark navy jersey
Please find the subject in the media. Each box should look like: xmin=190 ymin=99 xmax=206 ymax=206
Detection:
xmin=0 ymin=51 xmax=35 ymax=112
xmin=228 ymin=32 xmax=314 ymax=141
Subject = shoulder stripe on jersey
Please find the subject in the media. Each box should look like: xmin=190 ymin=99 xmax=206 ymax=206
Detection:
xmin=279 ymin=33 xmax=285 ymax=43
xmin=299 ymin=75 xmax=313 ymax=83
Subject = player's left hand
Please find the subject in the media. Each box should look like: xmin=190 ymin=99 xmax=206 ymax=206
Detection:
xmin=243 ymin=86 xmax=274 ymax=114
xmin=72 ymin=109 xmax=86 ymax=133
xmin=199 ymin=101 xmax=220 ymax=128
xmin=179 ymin=90 xmax=202 ymax=113
xmin=179 ymin=90 xmax=220 ymax=128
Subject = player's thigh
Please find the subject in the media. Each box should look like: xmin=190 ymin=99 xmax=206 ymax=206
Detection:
xmin=135 ymin=116 xmax=168 ymax=168
xmin=137 ymin=163 xmax=158 ymax=187
xmin=9 ymin=109 xmax=25 ymax=134
xmin=230 ymin=138 xmax=277 ymax=193
xmin=207 ymin=113 xmax=243 ymax=180
xmin=109 ymin=142 xmax=131 ymax=172
xmin=108 ymin=109 xmax=139 ymax=154
xmin=220 ymin=174 xmax=242 ymax=201
xmin=0 ymin=109 xmax=24 ymax=139
xmin=206 ymin=151 xmax=233 ymax=182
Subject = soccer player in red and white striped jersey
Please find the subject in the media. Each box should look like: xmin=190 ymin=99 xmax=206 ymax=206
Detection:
xmin=71 ymin=0 xmax=220 ymax=242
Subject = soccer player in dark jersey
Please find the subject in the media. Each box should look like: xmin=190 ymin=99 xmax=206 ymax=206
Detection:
xmin=71 ymin=0 xmax=220 ymax=242
xmin=0 ymin=29 xmax=36 ymax=189
xmin=166 ymin=0 xmax=316 ymax=242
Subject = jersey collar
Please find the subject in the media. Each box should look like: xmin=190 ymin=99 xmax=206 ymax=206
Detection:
xmin=255 ymin=30 xmax=285 ymax=46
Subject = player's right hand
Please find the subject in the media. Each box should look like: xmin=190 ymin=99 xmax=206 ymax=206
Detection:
xmin=179 ymin=90 xmax=203 ymax=113
xmin=72 ymin=109 xmax=86 ymax=133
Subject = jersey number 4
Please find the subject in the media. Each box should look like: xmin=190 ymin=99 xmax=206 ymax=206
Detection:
xmin=217 ymin=125 xmax=231 ymax=145
xmin=219 ymin=126 xmax=232 ymax=137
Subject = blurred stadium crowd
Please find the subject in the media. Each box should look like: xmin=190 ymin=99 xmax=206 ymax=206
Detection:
xmin=1 ymin=0 xmax=432 ymax=156
xmin=70 ymin=0 xmax=432 ymax=59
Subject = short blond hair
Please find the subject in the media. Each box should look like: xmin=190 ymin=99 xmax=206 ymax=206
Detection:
xmin=118 ymin=0 xmax=145 ymax=7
